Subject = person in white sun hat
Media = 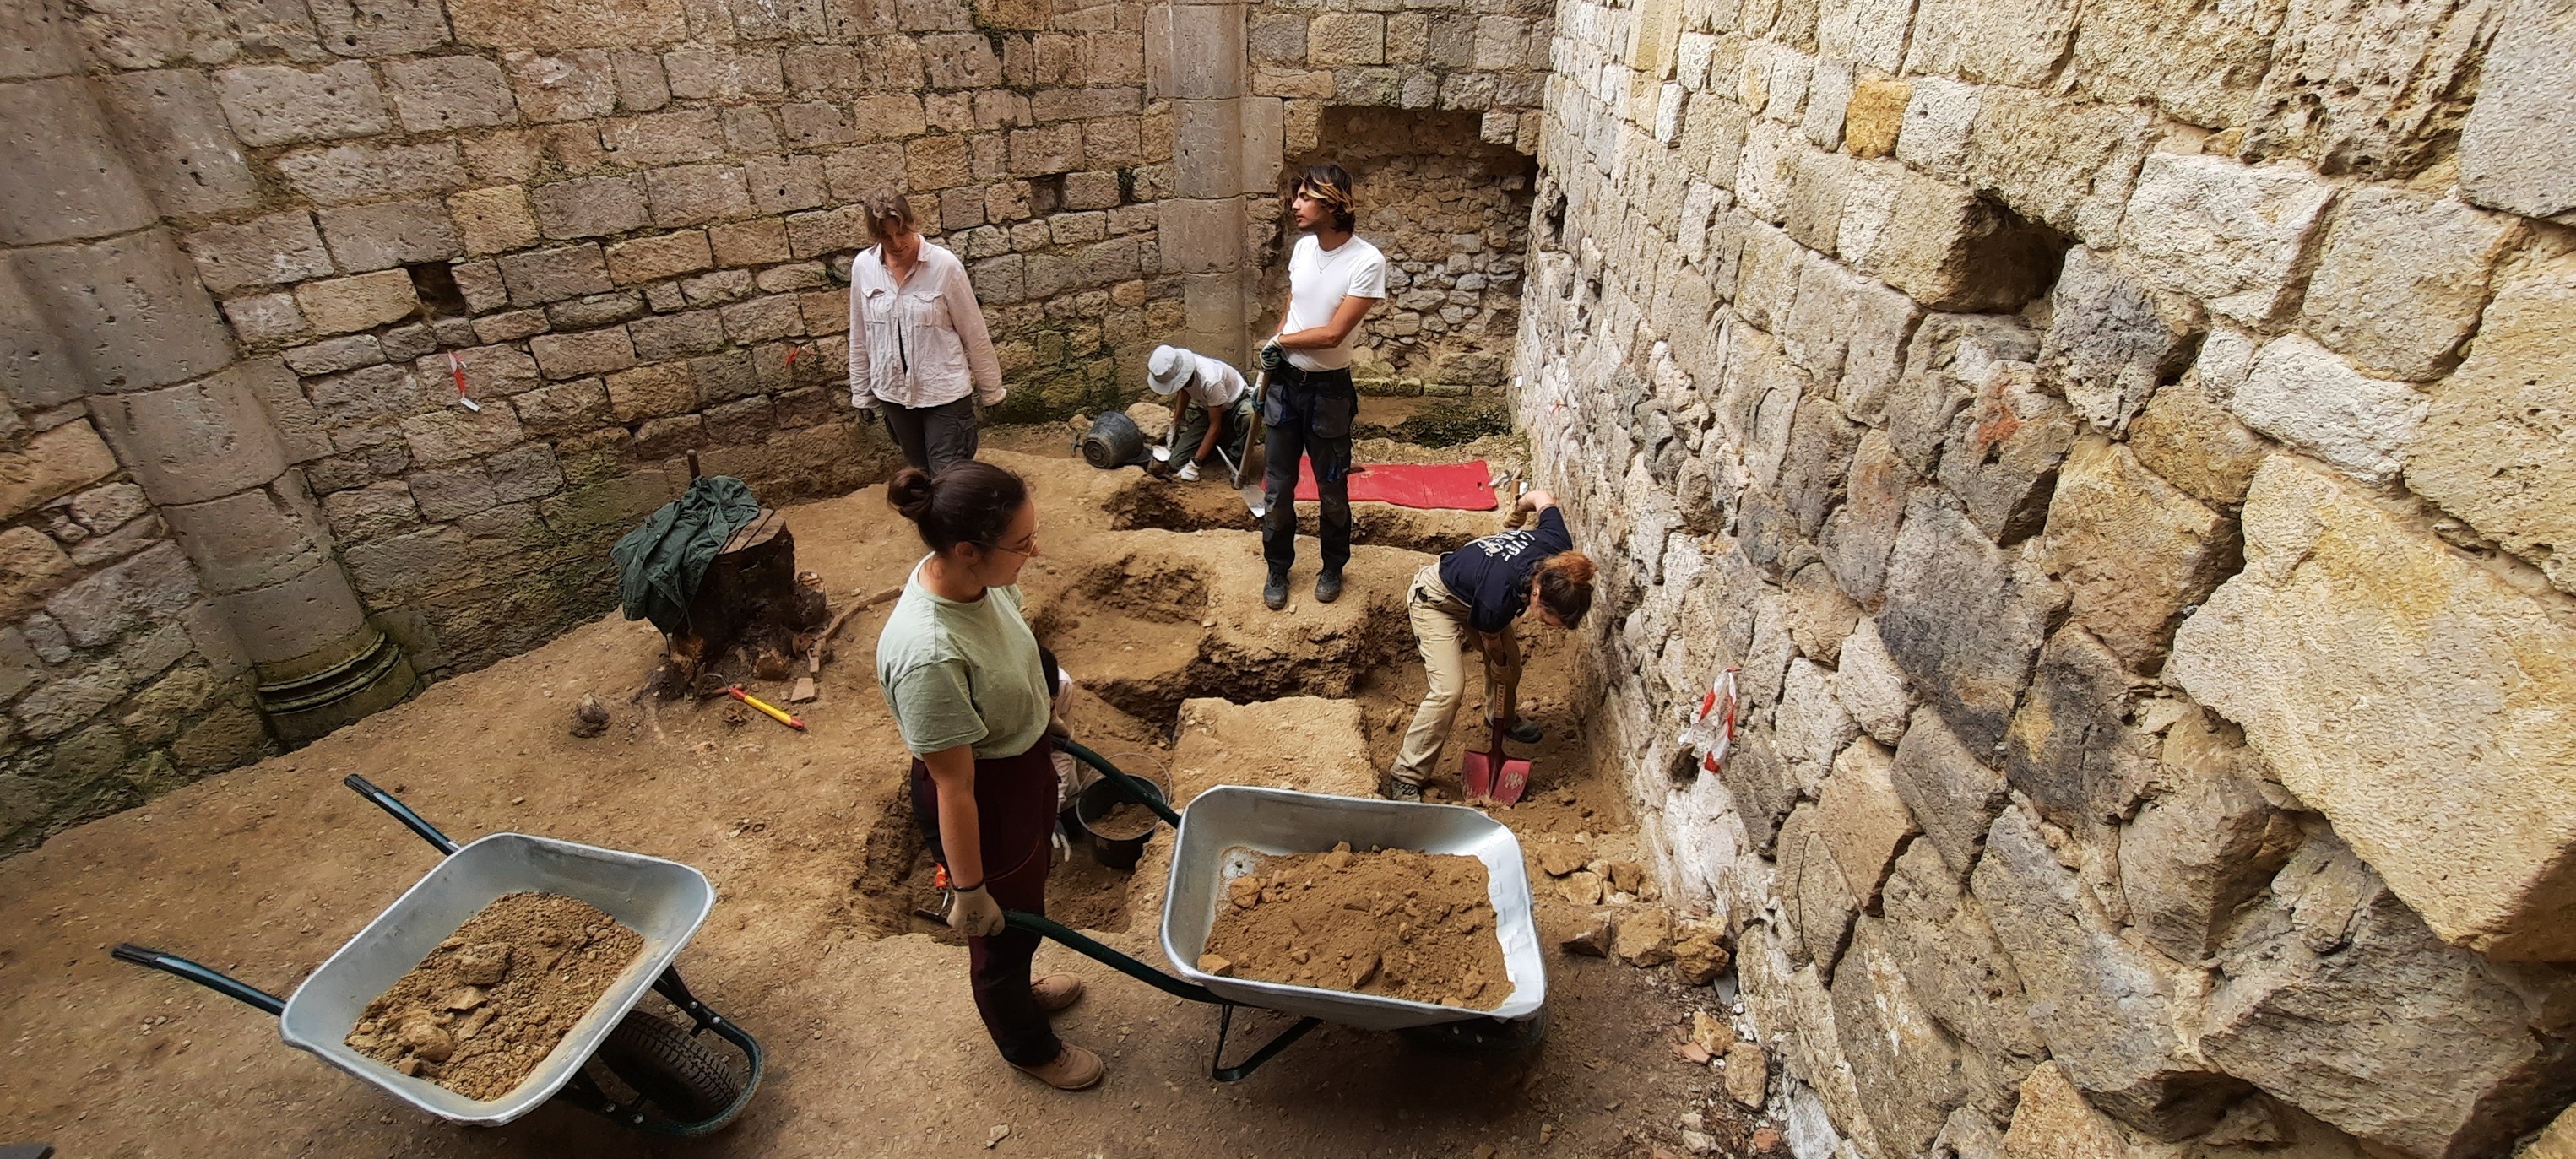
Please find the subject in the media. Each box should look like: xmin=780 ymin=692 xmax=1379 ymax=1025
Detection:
xmin=1146 ymin=344 xmax=1255 ymax=482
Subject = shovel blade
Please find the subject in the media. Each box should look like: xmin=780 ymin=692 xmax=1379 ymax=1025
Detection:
xmin=1490 ymin=754 xmax=1534 ymax=807
xmin=1461 ymin=749 xmax=1496 ymax=802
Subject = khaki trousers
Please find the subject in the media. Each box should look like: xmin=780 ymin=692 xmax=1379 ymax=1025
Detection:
xmin=1393 ymin=563 xmax=1521 ymax=785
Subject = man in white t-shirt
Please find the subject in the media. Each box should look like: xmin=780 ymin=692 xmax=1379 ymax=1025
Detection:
xmin=1257 ymin=163 xmax=1387 ymax=611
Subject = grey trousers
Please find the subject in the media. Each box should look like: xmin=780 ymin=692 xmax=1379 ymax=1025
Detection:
xmin=881 ymin=396 xmax=979 ymax=474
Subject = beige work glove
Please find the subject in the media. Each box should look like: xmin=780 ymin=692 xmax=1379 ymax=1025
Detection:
xmin=947 ymin=884 xmax=1006 ymax=937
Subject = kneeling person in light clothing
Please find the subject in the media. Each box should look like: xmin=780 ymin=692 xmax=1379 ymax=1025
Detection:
xmin=1146 ymin=344 xmax=1256 ymax=482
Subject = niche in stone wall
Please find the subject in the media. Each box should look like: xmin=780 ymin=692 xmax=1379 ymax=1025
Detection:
xmin=1270 ymin=108 xmax=1538 ymax=396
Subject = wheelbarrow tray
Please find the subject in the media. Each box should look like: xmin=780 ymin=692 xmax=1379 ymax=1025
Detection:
xmin=1158 ymin=786 xmax=1546 ymax=1031
xmin=277 ymin=831 xmax=715 ymax=1127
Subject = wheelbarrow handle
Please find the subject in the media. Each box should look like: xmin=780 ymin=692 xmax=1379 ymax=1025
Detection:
xmin=1055 ymin=739 xmax=1182 ymax=829
xmin=343 ymin=774 xmax=460 ymax=855
xmin=111 ymin=944 xmax=285 ymax=1016
xmin=1003 ymin=911 xmax=1219 ymax=1005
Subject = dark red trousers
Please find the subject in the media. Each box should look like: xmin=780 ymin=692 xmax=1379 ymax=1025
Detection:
xmin=911 ymin=742 xmax=1060 ymax=1067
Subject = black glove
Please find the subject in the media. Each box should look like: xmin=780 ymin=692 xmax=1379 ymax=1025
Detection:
xmin=1260 ymin=339 xmax=1290 ymax=376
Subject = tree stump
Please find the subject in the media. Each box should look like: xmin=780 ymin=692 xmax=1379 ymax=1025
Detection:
xmin=664 ymin=509 xmax=828 ymax=693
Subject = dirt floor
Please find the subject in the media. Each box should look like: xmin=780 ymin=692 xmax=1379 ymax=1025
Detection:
xmin=0 ymin=434 xmax=1760 ymax=1158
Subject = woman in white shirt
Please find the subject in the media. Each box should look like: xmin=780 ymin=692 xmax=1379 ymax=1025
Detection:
xmin=847 ymin=189 xmax=1005 ymax=473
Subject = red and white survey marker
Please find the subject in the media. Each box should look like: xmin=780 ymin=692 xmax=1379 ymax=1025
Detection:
xmin=1681 ymin=666 xmax=1739 ymax=774
xmin=447 ymin=351 xmax=480 ymax=412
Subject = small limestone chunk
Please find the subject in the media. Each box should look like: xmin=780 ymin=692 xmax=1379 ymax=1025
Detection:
xmin=439 ymin=985 xmax=487 ymax=1011
xmin=1608 ymin=860 xmax=1646 ymax=894
xmin=456 ymin=1006 xmax=496 ymax=1041
xmin=1559 ymin=870 xmax=1605 ymax=906
xmin=1723 ymin=1041 xmax=1769 ymax=1108
xmin=1671 ymin=919 xmax=1734 ymax=986
xmin=396 ymin=1015 xmax=455 ymax=1063
xmin=1323 ymin=841 xmax=1353 ymax=871
xmin=1613 ymin=905 xmax=1675 ymax=967
xmin=1227 ymin=876 xmax=1262 ymax=909
xmin=1538 ymin=842 xmax=1587 ymax=877
xmin=1690 ymin=1010 xmax=1730 ymax=1055
xmin=1561 ymin=917 xmax=1614 ymax=957
xmin=1457 ymin=974 xmax=1486 ymax=1000
xmin=449 ymin=941 xmax=512 ymax=985
xmin=1351 ymin=950 xmax=1381 ymax=988
xmin=1197 ymin=954 xmax=1234 ymax=977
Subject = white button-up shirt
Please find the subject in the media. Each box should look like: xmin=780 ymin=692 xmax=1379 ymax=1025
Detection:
xmin=846 ymin=241 xmax=1003 ymax=409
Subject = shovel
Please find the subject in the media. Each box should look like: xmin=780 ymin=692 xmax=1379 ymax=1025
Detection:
xmin=1461 ymin=716 xmax=1534 ymax=806
xmin=1459 ymin=719 xmax=1532 ymax=806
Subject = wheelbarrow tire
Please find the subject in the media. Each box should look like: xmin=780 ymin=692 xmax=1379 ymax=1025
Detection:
xmin=599 ymin=1010 xmax=740 ymax=1124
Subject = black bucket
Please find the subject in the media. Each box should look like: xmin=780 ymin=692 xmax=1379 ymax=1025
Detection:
xmin=1080 ymin=410 xmax=1147 ymax=469
xmin=1075 ymin=774 xmax=1168 ymax=872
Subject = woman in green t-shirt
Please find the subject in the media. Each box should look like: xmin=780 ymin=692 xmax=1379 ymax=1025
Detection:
xmin=874 ymin=461 xmax=1103 ymax=1091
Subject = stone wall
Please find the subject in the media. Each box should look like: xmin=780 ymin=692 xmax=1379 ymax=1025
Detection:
xmin=1512 ymin=0 xmax=2576 ymax=1156
xmin=1272 ymin=106 xmax=1535 ymax=395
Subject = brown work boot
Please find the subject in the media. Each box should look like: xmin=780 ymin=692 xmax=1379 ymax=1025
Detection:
xmin=1032 ymin=972 xmax=1086 ymax=1012
xmin=1014 ymin=1043 xmax=1105 ymax=1091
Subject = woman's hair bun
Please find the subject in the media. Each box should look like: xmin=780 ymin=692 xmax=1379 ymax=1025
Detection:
xmin=885 ymin=460 xmax=1030 ymax=554
xmin=887 ymin=467 xmax=937 ymax=521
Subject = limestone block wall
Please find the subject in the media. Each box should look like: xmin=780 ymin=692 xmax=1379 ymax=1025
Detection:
xmin=15 ymin=0 xmax=1198 ymax=679
xmin=1512 ymin=0 xmax=2576 ymax=1155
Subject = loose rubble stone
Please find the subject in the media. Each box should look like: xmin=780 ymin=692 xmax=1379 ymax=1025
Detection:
xmin=1613 ymin=904 xmax=1674 ymax=966
xmin=2171 ymin=454 xmax=2576 ymax=961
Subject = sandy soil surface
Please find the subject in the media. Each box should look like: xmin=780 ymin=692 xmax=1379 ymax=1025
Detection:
xmin=0 ymin=439 xmax=1754 ymax=1158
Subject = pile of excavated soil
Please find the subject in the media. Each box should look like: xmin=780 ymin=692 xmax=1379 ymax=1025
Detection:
xmin=1200 ymin=842 xmax=1508 ymax=1010
xmin=346 ymin=892 xmax=644 ymax=1100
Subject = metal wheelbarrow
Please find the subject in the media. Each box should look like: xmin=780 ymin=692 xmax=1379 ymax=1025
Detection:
xmin=113 ymin=776 xmax=764 ymax=1135
xmin=1017 ymin=742 xmax=1548 ymax=1080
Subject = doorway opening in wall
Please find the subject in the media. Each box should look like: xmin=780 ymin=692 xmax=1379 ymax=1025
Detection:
xmin=1272 ymin=107 xmax=1539 ymax=402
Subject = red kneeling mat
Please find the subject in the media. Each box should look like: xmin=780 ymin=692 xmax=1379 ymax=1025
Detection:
xmin=1289 ymin=459 xmax=1496 ymax=511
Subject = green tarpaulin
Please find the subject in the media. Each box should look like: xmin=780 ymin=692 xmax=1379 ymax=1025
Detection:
xmin=612 ymin=475 xmax=762 ymax=635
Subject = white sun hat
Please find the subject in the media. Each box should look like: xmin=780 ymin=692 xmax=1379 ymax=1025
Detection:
xmin=1147 ymin=344 xmax=1197 ymax=395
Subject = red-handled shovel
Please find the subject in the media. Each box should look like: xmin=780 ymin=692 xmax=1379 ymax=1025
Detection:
xmin=1461 ymin=717 xmax=1534 ymax=806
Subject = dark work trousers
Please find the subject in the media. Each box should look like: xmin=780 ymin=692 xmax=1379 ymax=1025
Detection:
xmin=880 ymin=396 xmax=979 ymax=474
xmin=1260 ymin=365 xmax=1357 ymax=574
xmin=910 ymin=741 xmax=1062 ymax=1067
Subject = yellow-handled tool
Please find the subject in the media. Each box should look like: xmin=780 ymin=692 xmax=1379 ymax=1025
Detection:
xmin=728 ymin=685 xmax=805 ymax=731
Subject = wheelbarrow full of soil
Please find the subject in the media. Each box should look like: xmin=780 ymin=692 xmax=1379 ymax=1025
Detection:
xmin=1015 ymin=743 xmax=1548 ymax=1080
xmin=113 ymin=777 xmax=763 ymax=1135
